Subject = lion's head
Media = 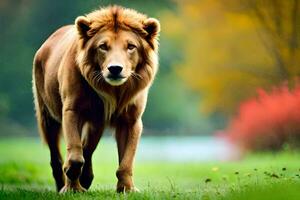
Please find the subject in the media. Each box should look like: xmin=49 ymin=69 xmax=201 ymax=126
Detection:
xmin=75 ymin=6 xmax=160 ymax=89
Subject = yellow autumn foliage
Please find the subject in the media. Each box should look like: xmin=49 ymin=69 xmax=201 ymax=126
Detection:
xmin=161 ymin=0 xmax=300 ymax=115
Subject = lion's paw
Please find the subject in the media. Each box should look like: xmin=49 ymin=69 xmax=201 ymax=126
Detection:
xmin=59 ymin=183 xmax=86 ymax=193
xmin=116 ymin=182 xmax=139 ymax=193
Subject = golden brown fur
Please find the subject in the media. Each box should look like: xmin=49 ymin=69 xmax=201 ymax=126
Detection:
xmin=32 ymin=6 xmax=159 ymax=193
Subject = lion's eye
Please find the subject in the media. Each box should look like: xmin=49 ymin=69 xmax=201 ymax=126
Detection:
xmin=99 ymin=44 xmax=108 ymax=51
xmin=127 ymin=44 xmax=136 ymax=51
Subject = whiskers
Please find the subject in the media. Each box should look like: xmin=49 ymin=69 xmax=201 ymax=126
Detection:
xmin=131 ymin=72 xmax=143 ymax=81
xmin=91 ymin=70 xmax=104 ymax=85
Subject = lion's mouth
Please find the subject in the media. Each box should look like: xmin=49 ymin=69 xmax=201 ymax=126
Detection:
xmin=107 ymin=74 xmax=126 ymax=80
xmin=105 ymin=75 xmax=127 ymax=86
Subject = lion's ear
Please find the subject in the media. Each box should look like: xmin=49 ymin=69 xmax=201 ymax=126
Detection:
xmin=75 ymin=16 xmax=91 ymax=38
xmin=143 ymin=18 xmax=160 ymax=41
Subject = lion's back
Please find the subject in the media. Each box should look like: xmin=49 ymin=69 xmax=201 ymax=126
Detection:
xmin=34 ymin=25 xmax=75 ymax=73
xmin=33 ymin=25 xmax=76 ymax=122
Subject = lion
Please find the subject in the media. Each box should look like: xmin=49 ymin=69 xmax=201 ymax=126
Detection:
xmin=32 ymin=6 xmax=160 ymax=193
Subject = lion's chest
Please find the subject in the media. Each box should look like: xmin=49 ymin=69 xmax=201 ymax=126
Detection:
xmin=98 ymin=92 xmax=117 ymax=122
xmin=96 ymin=90 xmax=140 ymax=125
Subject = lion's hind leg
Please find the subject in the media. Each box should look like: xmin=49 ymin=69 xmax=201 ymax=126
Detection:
xmin=33 ymin=78 xmax=64 ymax=191
xmin=37 ymin=105 xmax=65 ymax=191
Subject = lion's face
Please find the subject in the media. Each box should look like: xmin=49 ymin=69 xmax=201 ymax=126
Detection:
xmin=94 ymin=30 xmax=140 ymax=86
xmin=75 ymin=7 xmax=160 ymax=88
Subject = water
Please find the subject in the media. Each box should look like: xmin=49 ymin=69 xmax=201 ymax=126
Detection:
xmin=135 ymin=136 xmax=237 ymax=162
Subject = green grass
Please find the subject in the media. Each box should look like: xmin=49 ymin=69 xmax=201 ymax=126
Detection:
xmin=0 ymin=137 xmax=300 ymax=199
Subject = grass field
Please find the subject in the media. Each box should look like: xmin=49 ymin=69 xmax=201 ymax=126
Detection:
xmin=0 ymin=137 xmax=300 ymax=200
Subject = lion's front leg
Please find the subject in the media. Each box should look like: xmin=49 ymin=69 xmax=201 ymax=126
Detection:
xmin=80 ymin=121 xmax=104 ymax=190
xmin=60 ymin=107 xmax=86 ymax=193
xmin=115 ymin=119 xmax=142 ymax=193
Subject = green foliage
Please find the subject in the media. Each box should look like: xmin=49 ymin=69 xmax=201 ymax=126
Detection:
xmin=145 ymin=72 xmax=214 ymax=135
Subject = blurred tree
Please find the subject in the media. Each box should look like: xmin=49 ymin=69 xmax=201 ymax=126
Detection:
xmin=243 ymin=0 xmax=300 ymax=82
xmin=161 ymin=0 xmax=300 ymax=115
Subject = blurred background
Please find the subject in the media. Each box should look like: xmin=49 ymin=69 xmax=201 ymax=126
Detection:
xmin=0 ymin=0 xmax=300 ymax=160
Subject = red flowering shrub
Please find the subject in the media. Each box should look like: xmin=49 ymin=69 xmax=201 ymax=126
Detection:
xmin=226 ymin=84 xmax=300 ymax=151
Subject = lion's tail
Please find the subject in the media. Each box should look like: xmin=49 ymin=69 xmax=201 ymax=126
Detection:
xmin=32 ymin=56 xmax=47 ymax=144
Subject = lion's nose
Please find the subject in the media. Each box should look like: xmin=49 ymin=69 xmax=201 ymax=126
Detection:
xmin=108 ymin=65 xmax=123 ymax=76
